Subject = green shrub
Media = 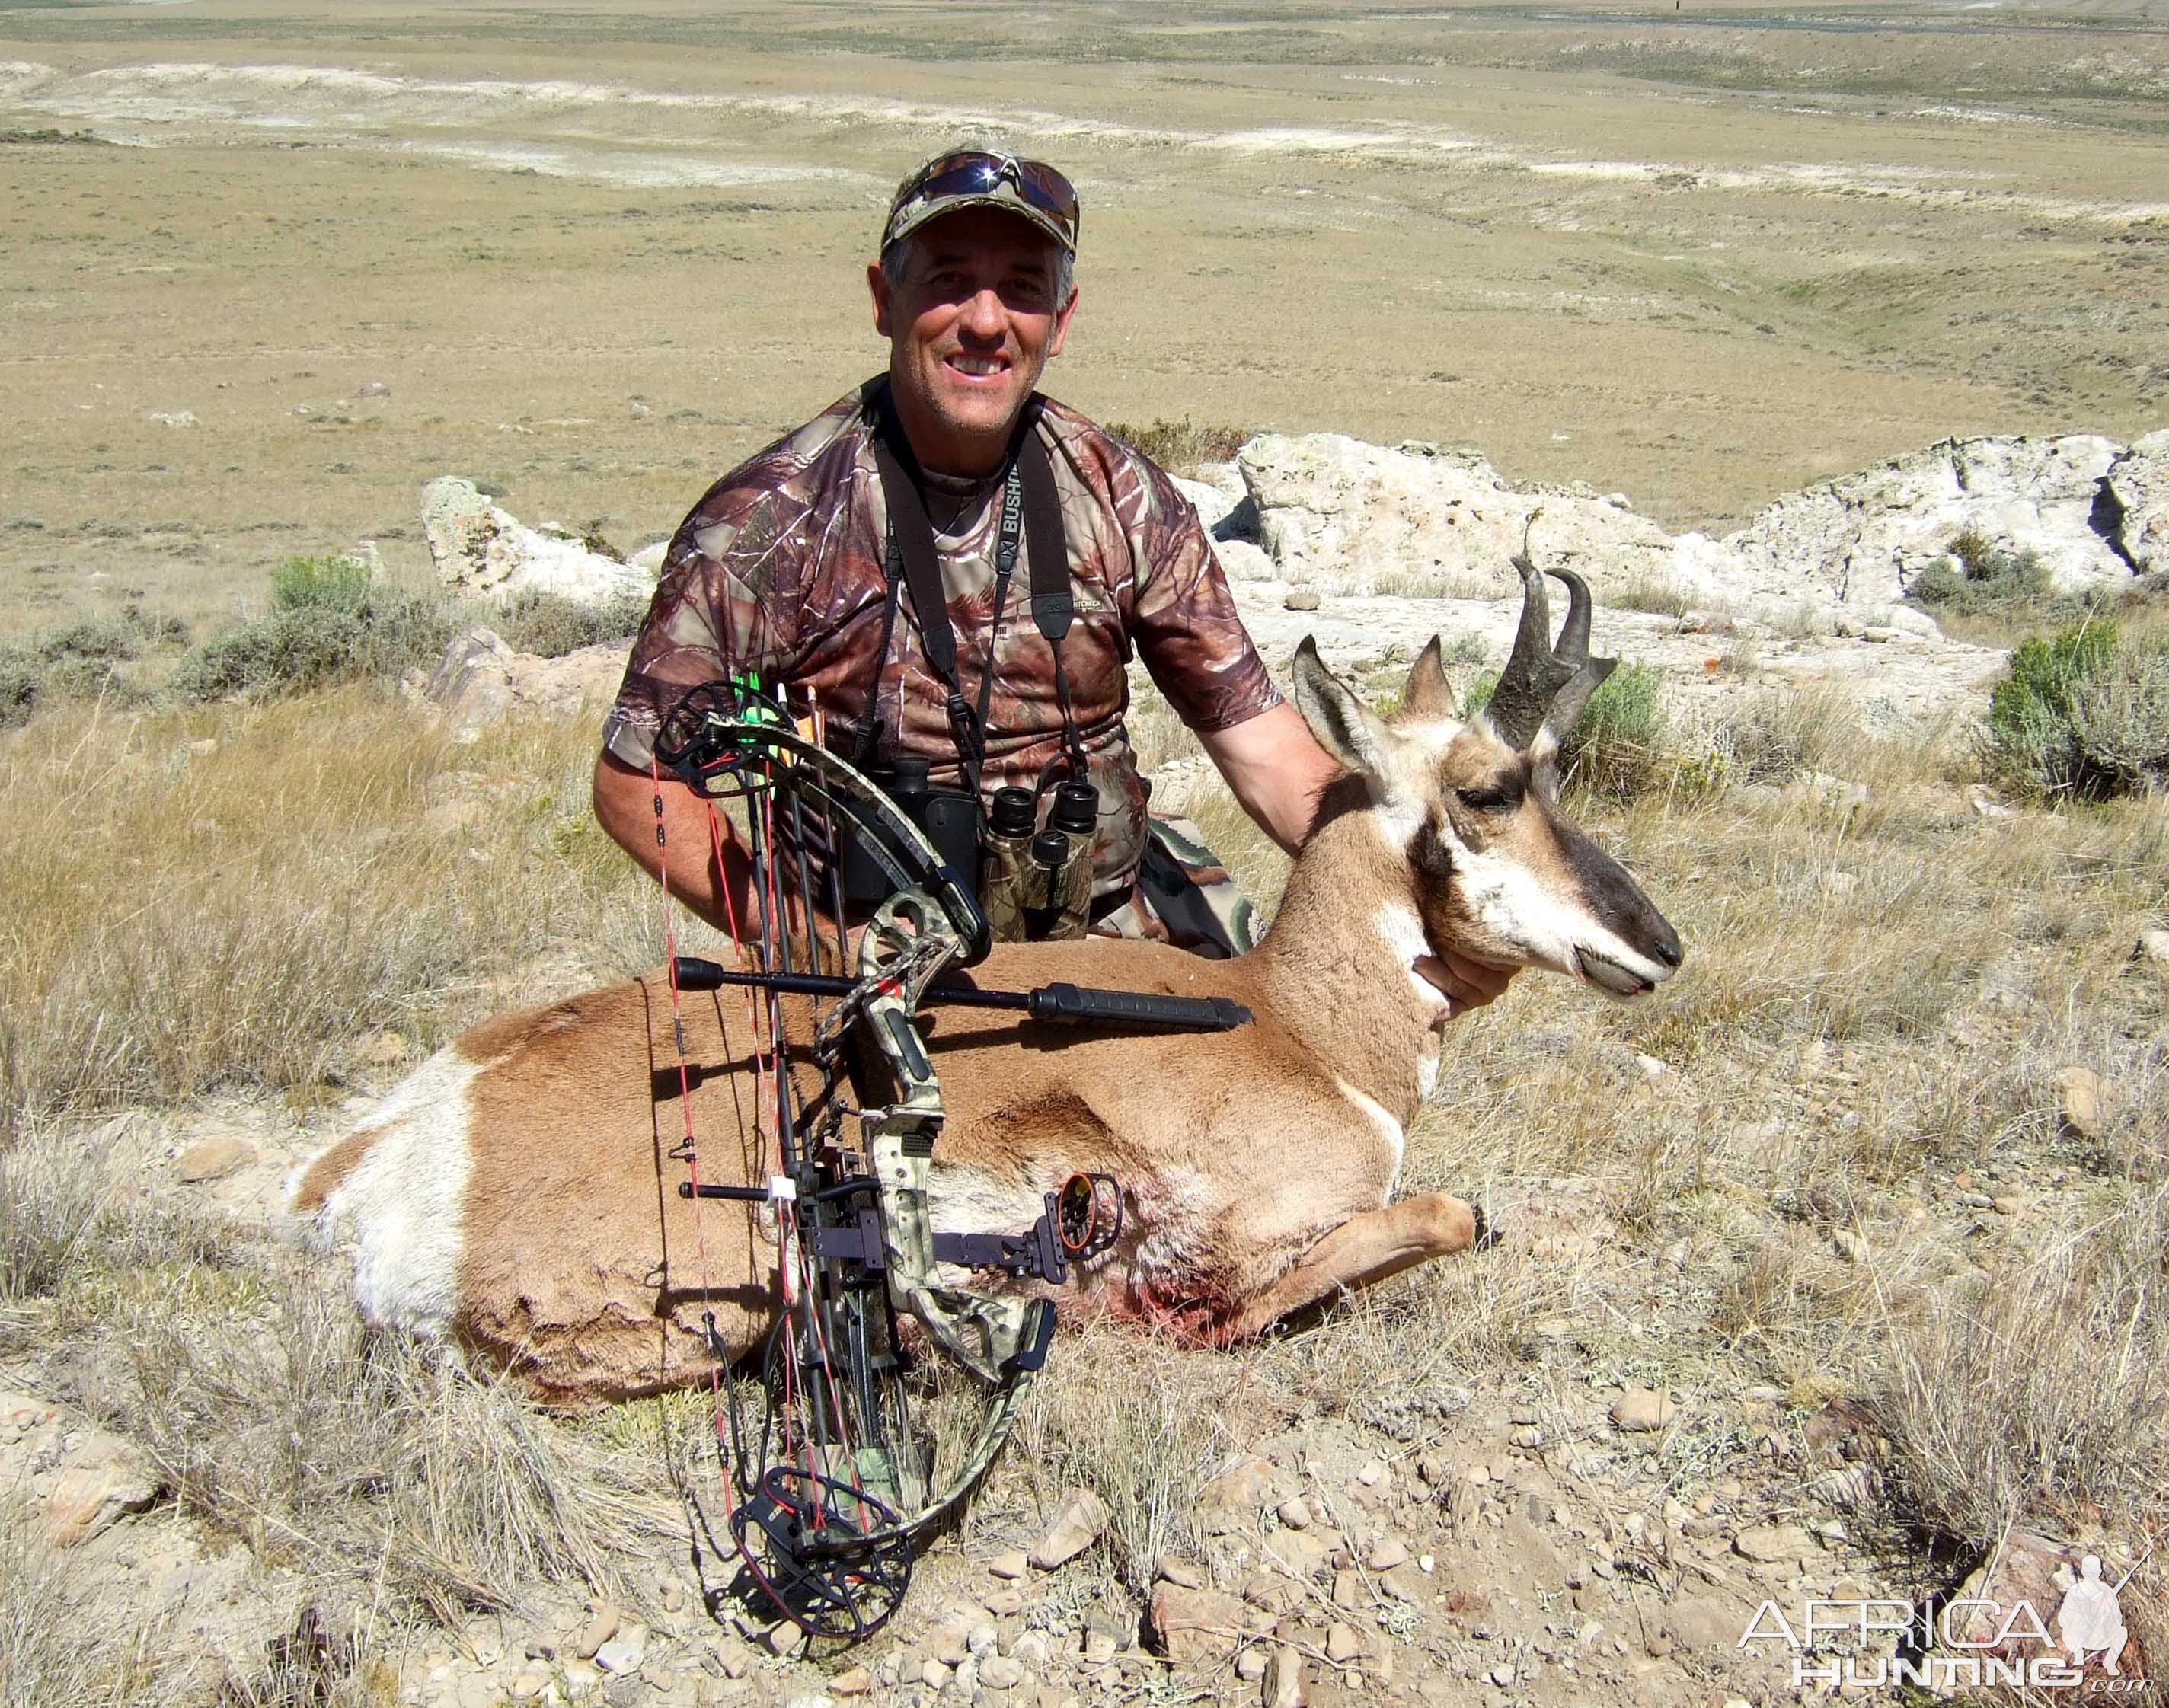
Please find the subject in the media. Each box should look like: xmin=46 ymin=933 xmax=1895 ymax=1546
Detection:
xmin=1987 ymin=618 xmax=2169 ymax=799
xmin=496 ymin=589 xmax=649 ymax=658
xmin=0 ymin=650 xmax=37 ymax=730
xmin=1909 ymin=532 xmax=2077 ymax=621
xmin=31 ymin=618 xmax=142 ymax=664
xmin=1562 ymin=662 xmax=1669 ymax=800
xmin=270 ymin=552 xmax=373 ymax=613
xmin=170 ymin=592 xmax=452 ymax=704
xmin=1462 ymin=662 xmax=1671 ymax=799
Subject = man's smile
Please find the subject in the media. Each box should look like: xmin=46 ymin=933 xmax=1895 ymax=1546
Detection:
xmin=943 ymin=351 xmax=1012 ymax=382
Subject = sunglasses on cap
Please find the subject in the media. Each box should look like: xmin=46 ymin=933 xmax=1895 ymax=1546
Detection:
xmin=883 ymin=150 xmax=1080 ymax=257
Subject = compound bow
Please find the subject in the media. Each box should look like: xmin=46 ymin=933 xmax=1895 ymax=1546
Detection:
xmin=647 ymin=675 xmax=1244 ymax=1643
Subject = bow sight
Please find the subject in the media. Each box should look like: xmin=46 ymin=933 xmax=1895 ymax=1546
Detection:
xmin=649 ymin=678 xmax=1245 ymax=1644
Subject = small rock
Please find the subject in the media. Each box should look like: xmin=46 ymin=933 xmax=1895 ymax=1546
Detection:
xmin=1235 ymin=1647 xmax=1268 ymax=1681
xmin=1832 ymin=1228 xmax=1868 ymax=1263
xmin=1011 ymin=1632 xmax=1050 ymax=1670
xmin=1029 ymin=1488 xmax=1110 ymax=1570
xmin=2056 ymin=1067 xmax=2107 ymax=1138
xmin=1992 ymin=1195 xmax=2020 ymax=1215
xmin=357 ymin=380 xmax=391 ymax=399
xmin=1608 ymin=1387 xmax=1675 ymax=1433
xmin=1284 ymin=589 xmax=1321 ymax=612
xmin=989 ymin=1549 xmax=1030 ymax=1580
xmin=1509 ymin=1425 xmax=1542 ymax=1449
xmin=571 ymin=1608 xmax=619 ymax=1661
xmin=1148 ymin=1583 xmax=1249 ymax=1666
xmin=1155 ymin=1555 xmax=1203 ymax=1589
xmin=2134 ymin=929 xmax=2169 ymax=967
xmin=1958 ymin=1189 xmax=1997 ymax=1209
xmin=1264 ymin=1644 xmax=1308 ymax=1707
xmin=45 ymin=1435 xmax=161 ymax=1546
xmin=1366 ymin=1538 xmax=1409 ymax=1572
xmin=1733 ymin=1524 xmax=1815 ymax=1563
xmin=1081 ymin=1630 xmax=1118 ymax=1665
xmin=929 ymin=1626 xmax=970 ymax=1666
xmin=1324 ymin=1623 xmax=1361 ymax=1665
xmin=921 ymin=1659 xmax=952 ymax=1690
xmin=979 ymin=1655 xmax=1025 ymax=1690
xmin=1490 ymin=1663 xmax=1516 ymax=1687
xmin=593 ymin=1625 xmax=647 ymax=1674
xmin=1276 ymin=1496 xmax=1313 ymax=1531
xmin=174 ymin=1137 xmax=251 ymax=1183
xmin=1355 ymin=1461 xmax=1384 ymax=1487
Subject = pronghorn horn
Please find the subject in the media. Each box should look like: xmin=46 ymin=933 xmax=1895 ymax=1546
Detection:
xmin=1484 ymin=514 xmax=1577 ymax=751
xmin=1540 ymin=566 xmax=1618 ymax=737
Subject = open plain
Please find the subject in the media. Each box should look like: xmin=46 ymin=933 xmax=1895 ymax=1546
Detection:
xmin=3 ymin=2 xmax=2167 ymax=1706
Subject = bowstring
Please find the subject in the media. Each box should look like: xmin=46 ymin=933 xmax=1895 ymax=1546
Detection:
xmin=647 ymin=750 xmax=742 ymax=1527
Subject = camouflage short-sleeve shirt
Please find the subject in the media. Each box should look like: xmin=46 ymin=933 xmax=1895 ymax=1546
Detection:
xmin=604 ymin=378 xmax=1279 ymax=897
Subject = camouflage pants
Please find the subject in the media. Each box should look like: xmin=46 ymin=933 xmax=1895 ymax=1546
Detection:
xmin=1091 ymin=816 xmax=1257 ymax=959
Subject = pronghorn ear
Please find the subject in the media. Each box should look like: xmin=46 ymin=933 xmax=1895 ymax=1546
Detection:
xmin=1292 ymin=637 xmax=1398 ymax=787
xmin=1400 ymin=636 xmax=1458 ymax=723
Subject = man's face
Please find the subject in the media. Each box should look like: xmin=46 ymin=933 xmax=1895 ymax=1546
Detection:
xmin=868 ymin=206 xmax=1078 ymax=476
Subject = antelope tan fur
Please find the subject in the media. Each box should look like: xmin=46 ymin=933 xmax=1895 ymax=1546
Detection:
xmin=295 ymin=570 xmax=1682 ymax=1405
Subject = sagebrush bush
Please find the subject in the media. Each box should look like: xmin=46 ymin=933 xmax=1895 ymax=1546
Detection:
xmin=496 ymin=588 xmax=650 ymax=658
xmin=269 ymin=551 xmax=375 ymax=613
xmin=1909 ymin=528 xmax=2065 ymax=616
xmin=0 ymin=650 xmax=37 ymax=730
xmin=1461 ymin=662 xmax=1672 ymax=800
xmin=1986 ymin=618 xmax=2169 ymax=798
xmin=169 ymin=593 xmax=450 ymax=704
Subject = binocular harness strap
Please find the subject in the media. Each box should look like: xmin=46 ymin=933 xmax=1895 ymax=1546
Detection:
xmin=865 ymin=384 xmax=1083 ymax=787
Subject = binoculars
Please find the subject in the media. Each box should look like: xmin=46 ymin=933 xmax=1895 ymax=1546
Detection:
xmin=838 ymin=755 xmax=1097 ymax=944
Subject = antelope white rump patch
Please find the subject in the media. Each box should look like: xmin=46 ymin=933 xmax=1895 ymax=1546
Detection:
xmin=301 ymin=1049 xmax=480 ymax=1342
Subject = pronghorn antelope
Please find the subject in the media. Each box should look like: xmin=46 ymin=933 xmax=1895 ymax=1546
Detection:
xmin=294 ymin=563 xmax=1681 ymax=1405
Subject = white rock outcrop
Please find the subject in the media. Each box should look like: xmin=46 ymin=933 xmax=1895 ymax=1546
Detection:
xmin=1216 ymin=429 xmax=2159 ymax=625
xmin=410 ymin=625 xmax=628 ymax=739
xmin=420 ymin=477 xmax=655 ymax=607
xmin=1231 ymin=435 xmax=1725 ymax=603
xmin=2104 ymin=429 xmax=2169 ymax=575
xmin=1726 ymin=433 xmax=2132 ymax=607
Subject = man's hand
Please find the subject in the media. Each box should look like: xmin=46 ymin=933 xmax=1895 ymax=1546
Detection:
xmin=1414 ymin=950 xmax=1519 ymax=1021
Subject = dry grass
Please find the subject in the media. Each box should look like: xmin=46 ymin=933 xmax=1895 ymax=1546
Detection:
xmin=4 ymin=664 xmax=2164 ymax=1668
xmin=0 ymin=1501 xmax=180 ymax=1708
xmin=0 ymin=685 xmax=657 ymax=1135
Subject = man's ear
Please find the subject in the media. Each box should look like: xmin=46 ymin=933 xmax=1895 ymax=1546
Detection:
xmin=1292 ymin=637 xmax=1398 ymax=790
xmin=868 ymin=260 xmax=893 ymax=338
xmin=1046 ymin=282 xmax=1080 ymax=359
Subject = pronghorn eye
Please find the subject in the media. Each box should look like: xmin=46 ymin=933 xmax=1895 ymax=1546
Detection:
xmin=1455 ymin=785 xmax=1519 ymax=813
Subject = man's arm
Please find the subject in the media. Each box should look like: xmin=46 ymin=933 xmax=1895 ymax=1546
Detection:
xmin=1194 ymin=701 xmax=1339 ymax=858
xmin=1196 ymin=704 xmax=1516 ymax=1017
xmin=593 ymin=752 xmax=756 ymax=936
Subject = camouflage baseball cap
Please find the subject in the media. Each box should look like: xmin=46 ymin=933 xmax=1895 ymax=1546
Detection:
xmin=881 ymin=150 xmax=1080 ymax=257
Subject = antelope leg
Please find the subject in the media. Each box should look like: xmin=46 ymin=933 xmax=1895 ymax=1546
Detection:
xmin=1228 ymin=1192 xmax=1480 ymax=1339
